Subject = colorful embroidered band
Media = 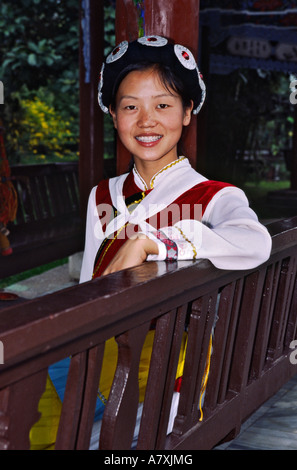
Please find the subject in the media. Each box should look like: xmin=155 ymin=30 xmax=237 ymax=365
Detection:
xmin=154 ymin=229 xmax=178 ymax=261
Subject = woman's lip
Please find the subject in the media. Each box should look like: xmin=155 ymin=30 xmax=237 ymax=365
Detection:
xmin=135 ymin=134 xmax=163 ymax=146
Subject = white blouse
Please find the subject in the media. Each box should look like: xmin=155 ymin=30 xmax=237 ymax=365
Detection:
xmin=80 ymin=158 xmax=272 ymax=283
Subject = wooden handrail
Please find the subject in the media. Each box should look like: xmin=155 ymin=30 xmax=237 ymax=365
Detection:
xmin=0 ymin=216 xmax=297 ymax=449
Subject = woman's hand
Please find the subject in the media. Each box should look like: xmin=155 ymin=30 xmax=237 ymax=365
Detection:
xmin=102 ymin=234 xmax=158 ymax=275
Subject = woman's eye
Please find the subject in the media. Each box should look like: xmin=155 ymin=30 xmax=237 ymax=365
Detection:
xmin=157 ymin=104 xmax=169 ymax=109
xmin=124 ymin=105 xmax=136 ymax=110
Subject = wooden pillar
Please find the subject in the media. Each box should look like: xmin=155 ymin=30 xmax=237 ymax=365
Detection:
xmin=79 ymin=0 xmax=104 ymax=219
xmin=115 ymin=0 xmax=201 ymax=176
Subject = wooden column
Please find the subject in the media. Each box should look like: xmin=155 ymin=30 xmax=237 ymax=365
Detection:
xmin=79 ymin=0 xmax=104 ymax=219
xmin=115 ymin=0 xmax=201 ymax=176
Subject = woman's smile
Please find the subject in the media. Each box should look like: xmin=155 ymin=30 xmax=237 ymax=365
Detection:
xmin=135 ymin=134 xmax=163 ymax=146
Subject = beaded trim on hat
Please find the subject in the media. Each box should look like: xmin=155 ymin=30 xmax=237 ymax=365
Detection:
xmin=98 ymin=35 xmax=206 ymax=115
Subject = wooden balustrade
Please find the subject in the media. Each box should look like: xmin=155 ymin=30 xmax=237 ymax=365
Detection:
xmin=1 ymin=162 xmax=84 ymax=279
xmin=0 ymin=217 xmax=297 ymax=450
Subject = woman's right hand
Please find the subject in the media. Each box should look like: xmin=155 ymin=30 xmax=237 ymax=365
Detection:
xmin=102 ymin=234 xmax=158 ymax=275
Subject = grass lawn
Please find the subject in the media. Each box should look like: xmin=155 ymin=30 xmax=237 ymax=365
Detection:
xmin=0 ymin=257 xmax=68 ymax=289
xmin=242 ymin=180 xmax=292 ymax=220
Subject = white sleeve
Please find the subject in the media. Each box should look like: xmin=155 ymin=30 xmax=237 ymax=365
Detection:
xmin=146 ymin=187 xmax=272 ymax=270
xmin=79 ymin=187 xmax=104 ymax=283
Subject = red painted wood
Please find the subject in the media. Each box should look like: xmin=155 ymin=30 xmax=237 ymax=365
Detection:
xmin=115 ymin=0 xmax=201 ymax=175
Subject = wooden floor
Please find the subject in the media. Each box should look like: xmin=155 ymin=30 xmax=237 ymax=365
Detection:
xmin=88 ymin=377 xmax=297 ymax=451
xmin=215 ymin=374 xmax=297 ymax=450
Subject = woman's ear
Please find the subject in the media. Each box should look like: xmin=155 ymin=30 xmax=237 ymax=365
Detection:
xmin=183 ymin=100 xmax=194 ymax=127
xmin=109 ymin=106 xmax=117 ymax=129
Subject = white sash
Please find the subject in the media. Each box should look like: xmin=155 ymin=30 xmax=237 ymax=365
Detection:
xmin=104 ymin=158 xmax=207 ymax=239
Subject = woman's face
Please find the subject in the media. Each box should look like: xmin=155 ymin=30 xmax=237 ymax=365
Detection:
xmin=109 ymin=67 xmax=192 ymax=170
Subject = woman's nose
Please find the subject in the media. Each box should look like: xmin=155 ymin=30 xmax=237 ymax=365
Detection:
xmin=137 ymin=109 xmax=156 ymax=127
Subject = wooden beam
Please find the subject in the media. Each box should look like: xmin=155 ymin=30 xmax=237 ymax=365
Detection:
xmin=79 ymin=0 xmax=104 ymax=218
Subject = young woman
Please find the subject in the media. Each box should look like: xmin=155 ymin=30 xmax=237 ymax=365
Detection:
xmin=80 ymin=35 xmax=272 ymax=283
xmin=31 ymin=36 xmax=272 ymax=449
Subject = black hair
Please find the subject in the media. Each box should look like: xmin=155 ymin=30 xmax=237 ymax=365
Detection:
xmin=109 ymin=61 xmax=193 ymax=112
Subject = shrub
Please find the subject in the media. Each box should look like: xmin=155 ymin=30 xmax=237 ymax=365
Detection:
xmin=15 ymin=89 xmax=78 ymax=163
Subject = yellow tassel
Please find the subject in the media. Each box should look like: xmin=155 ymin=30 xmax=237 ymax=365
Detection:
xmin=199 ymin=334 xmax=213 ymax=421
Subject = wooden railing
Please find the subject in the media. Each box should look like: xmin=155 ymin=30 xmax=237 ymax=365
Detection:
xmin=1 ymin=162 xmax=84 ymax=279
xmin=0 ymin=217 xmax=296 ymax=450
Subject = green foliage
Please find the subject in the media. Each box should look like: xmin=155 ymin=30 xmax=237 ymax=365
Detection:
xmin=13 ymin=87 xmax=78 ymax=163
xmin=0 ymin=0 xmax=117 ymax=164
xmin=205 ymin=69 xmax=294 ymax=185
xmin=0 ymin=0 xmax=79 ymax=91
xmin=104 ymin=1 xmax=116 ymax=56
xmin=0 ymin=0 xmax=80 ymax=163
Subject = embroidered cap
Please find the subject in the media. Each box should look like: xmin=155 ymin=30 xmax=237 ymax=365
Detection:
xmin=98 ymin=35 xmax=206 ymax=115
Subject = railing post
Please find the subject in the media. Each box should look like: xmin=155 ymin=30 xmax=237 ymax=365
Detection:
xmin=0 ymin=370 xmax=47 ymax=450
xmin=99 ymin=322 xmax=150 ymax=450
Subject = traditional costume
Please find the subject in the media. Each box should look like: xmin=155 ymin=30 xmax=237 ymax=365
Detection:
xmin=30 ymin=35 xmax=272 ymax=449
xmin=80 ymin=156 xmax=271 ymax=282
xmin=75 ymin=154 xmax=271 ymax=445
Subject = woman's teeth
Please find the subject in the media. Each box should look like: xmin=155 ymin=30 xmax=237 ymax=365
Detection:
xmin=136 ymin=135 xmax=162 ymax=143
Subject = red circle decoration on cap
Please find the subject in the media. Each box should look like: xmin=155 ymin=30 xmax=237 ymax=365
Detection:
xmin=138 ymin=35 xmax=168 ymax=47
xmin=174 ymin=44 xmax=196 ymax=70
xmin=106 ymin=40 xmax=129 ymax=63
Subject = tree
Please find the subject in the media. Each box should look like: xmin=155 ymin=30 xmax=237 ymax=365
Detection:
xmin=205 ymin=68 xmax=293 ymax=185
xmin=0 ymin=0 xmax=79 ymax=163
xmin=0 ymin=0 xmax=79 ymax=92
